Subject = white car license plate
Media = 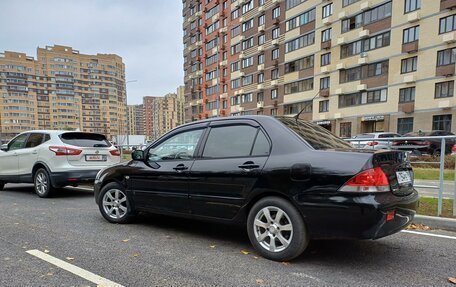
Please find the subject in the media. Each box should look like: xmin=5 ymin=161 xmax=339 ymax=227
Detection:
xmin=85 ymin=155 xmax=106 ymax=161
xmin=396 ymin=171 xmax=412 ymax=184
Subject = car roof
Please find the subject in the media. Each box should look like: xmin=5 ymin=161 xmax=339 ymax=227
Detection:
xmin=177 ymin=115 xmax=280 ymax=128
xmin=18 ymin=130 xmax=102 ymax=136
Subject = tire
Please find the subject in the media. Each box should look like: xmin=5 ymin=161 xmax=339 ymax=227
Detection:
xmin=247 ymin=196 xmax=309 ymax=261
xmin=34 ymin=168 xmax=55 ymax=198
xmin=98 ymin=182 xmax=134 ymax=224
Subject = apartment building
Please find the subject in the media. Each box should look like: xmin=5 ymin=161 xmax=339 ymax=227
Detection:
xmin=143 ymin=91 xmax=185 ymax=141
xmin=182 ymin=0 xmax=456 ymax=137
xmin=0 ymin=45 xmax=126 ymax=143
xmin=127 ymin=104 xmax=145 ymax=135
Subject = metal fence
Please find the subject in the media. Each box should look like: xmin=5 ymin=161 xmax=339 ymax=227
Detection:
xmin=116 ymin=135 xmax=456 ymax=217
xmin=345 ymin=135 xmax=456 ymax=217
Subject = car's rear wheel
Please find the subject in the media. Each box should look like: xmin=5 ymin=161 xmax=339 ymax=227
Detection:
xmin=34 ymin=168 xmax=55 ymax=198
xmin=247 ymin=197 xmax=309 ymax=261
xmin=98 ymin=182 xmax=134 ymax=224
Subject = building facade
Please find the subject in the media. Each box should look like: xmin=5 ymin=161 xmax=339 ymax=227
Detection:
xmin=0 ymin=45 xmax=126 ymax=143
xmin=127 ymin=104 xmax=145 ymax=135
xmin=182 ymin=0 xmax=456 ymax=137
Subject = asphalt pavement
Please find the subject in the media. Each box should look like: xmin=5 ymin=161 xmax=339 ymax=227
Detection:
xmin=1 ymin=184 xmax=456 ymax=287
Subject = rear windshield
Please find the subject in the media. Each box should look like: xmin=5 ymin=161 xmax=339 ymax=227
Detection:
xmin=60 ymin=132 xmax=111 ymax=148
xmin=277 ymin=117 xmax=352 ymax=150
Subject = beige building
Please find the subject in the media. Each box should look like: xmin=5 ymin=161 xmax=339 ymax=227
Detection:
xmin=183 ymin=0 xmax=456 ymax=137
xmin=143 ymin=89 xmax=185 ymax=141
xmin=0 ymin=45 xmax=126 ymax=143
xmin=127 ymin=104 xmax=144 ymax=135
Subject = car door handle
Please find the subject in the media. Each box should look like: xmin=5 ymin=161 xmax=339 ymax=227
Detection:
xmin=173 ymin=164 xmax=189 ymax=172
xmin=238 ymin=161 xmax=260 ymax=170
xmin=32 ymin=150 xmax=38 ymax=155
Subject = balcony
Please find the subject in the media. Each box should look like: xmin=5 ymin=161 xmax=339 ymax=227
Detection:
xmin=320 ymin=89 xmax=330 ymax=97
xmin=321 ymin=40 xmax=331 ymax=50
xmin=441 ymin=0 xmax=456 ymax=10
xmin=402 ymin=41 xmax=419 ymax=54
xmin=398 ymin=102 xmax=414 ymax=113
xmin=436 ymin=64 xmax=455 ymax=77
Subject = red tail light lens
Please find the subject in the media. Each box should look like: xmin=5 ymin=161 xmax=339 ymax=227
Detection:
xmin=339 ymin=167 xmax=390 ymax=192
xmin=367 ymin=141 xmax=378 ymax=146
xmin=451 ymin=144 xmax=456 ymax=154
xmin=49 ymin=146 xmax=82 ymax=156
xmin=110 ymin=149 xmax=121 ymax=156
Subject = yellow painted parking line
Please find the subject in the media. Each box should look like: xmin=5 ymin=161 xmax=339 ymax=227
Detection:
xmin=26 ymin=249 xmax=124 ymax=287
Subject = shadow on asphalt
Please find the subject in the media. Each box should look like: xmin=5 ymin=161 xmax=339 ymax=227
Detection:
xmin=2 ymin=184 xmax=94 ymax=198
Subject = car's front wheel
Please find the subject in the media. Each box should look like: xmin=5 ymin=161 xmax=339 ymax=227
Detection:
xmin=34 ymin=168 xmax=55 ymax=198
xmin=247 ymin=197 xmax=309 ymax=261
xmin=98 ymin=182 xmax=134 ymax=224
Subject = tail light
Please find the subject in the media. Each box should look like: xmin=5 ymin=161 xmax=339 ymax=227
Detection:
xmin=451 ymin=144 xmax=456 ymax=155
xmin=109 ymin=149 xmax=121 ymax=156
xmin=339 ymin=167 xmax=390 ymax=193
xmin=367 ymin=141 xmax=378 ymax=146
xmin=49 ymin=146 xmax=82 ymax=156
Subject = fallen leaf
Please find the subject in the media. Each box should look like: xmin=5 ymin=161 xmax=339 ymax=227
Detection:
xmin=449 ymin=277 xmax=456 ymax=284
xmin=65 ymin=257 xmax=74 ymax=261
xmin=133 ymin=252 xmax=140 ymax=257
xmin=44 ymin=250 xmax=50 ymax=253
xmin=406 ymin=223 xmax=431 ymax=231
xmin=240 ymin=250 xmax=250 ymax=255
xmin=256 ymin=279 xmax=264 ymax=285
xmin=121 ymin=239 xmax=130 ymax=243
xmin=282 ymin=261 xmax=290 ymax=266
xmin=253 ymin=256 xmax=258 ymax=259
xmin=46 ymin=273 xmax=53 ymax=276
xmin=209 ymin=245 xmax=216 ymax=249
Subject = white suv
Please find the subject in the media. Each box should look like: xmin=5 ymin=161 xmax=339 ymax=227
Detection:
xmin=0 ymin=130 xmax=121 ymax=197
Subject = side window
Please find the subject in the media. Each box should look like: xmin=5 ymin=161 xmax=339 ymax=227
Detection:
xmin=252 ymin=130 xmax=270 ymax=156
xmin=147 ymin=129 xmax=203 ymax=162
xmin=25 ymin=133 xmax=44 ymax=148
xmin=203 ymin=125 xmax=258 ymax=158
xmin=8 ymin=134 xmax=29 ymax=151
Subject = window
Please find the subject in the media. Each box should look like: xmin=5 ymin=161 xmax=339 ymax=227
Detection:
xmin=272 ymin=48 xmax=280 ymax=60
xmin=242 ymin=0 xmax=254 ymax=13
xmin=270 ymin=108 xmax=278 ymax=116
xmin=403 ymin=26 xmax=419 ymax=44
xmin=258 ymin=34 xmax=265 ymax=45
xmin=272 ymin=27 xmax=280 ymax=39
xmin=241 ymin=93 xmax=253 ymax=103
xmin=319 ymin=100 xmax=329 ymax=112
xmin=397 ymin=118 xmax=414 ymax=135
xmin=257 ymin=92 xmax=264 ymax=102
xmin=339 ymin=89 xmax=387 ymax=108
xmin=343 ymin=0 xmax=360 ymax=7
xmin=258 ymin=14 xmax=265 ymax=26
xmin=257 ymin=73 xmax=264 ymax=83
xmin=271 ymin=68 xmax=279 ymax=79
xmin=8 ymin=134 xmax=28 ymax=151
xmin=322 ymin=3 xmax=333 ymax=19
xmin=433 ymin=114 xmax=452 ymax=132
xmin=284 ymin=55 xmax=314 ymax=73
xmin=401 ymin=56 xmax=417 ymax=73
xmin=231 ymin=8 xmax=239 ymax=19
xmin=231 ymin=25 xmax=241 ymax=37
xmin=242 ymin=18 xmax=254 ymax=32
xmin=342 ymin=1 xmax=392 ymax=33
xmin=25 ymin=133 xmax=45 ymax=148
xmin=399 ymin=87 xmax=415 ymax=103
xmin=203 ymin=125 xmax=258 ymax=158
xmin=437 ymin=48 xmax=456 ymax=66
xmin=284 ymin=78 xmax=314 ymax=95
xmin=340 ymin=122 xmax=352 ymax=138
xmin=258 ymin=0 xmax=265 ymax=6
xmin=435 ymin=81 xmax=454 ymax=98
xmin=284 ymin=100 xmax=312 ymax=114
xmin=242 ymin=56 xmax=254 ymax=68
xmin=321 ymin=28 xmax=332 ymax=42
xmin=231 ymin=78 xmax=241 ymax=89
xmin=242 ymin=75 xmax=254 ymax=86
xmin=147 ymin=129 xmax=203 ymax=161
xmin=320 ymin=76 xmax=330 ymax=90
xmin=439 ymin=15 xmax=456 ymax=34
xmin=231 ymin=61 xmax=240 ymax=72
xmin=258 ymin=54 xmax=265 ymax=64
xmin=286 ymin=0 xmax=305 ymax=10
xmin=286 ymin=8 xmax=316 ymax=31
xmin=271 ymin=88 xmax=278 ymax=99
xmin=242 ymin=37 xmax=254 ymax=50
xmin=321 ymin=53 xmax=331 ymax=66
xmin=251 ymin=130 xmax=270 ymax=156
xmin=272 ymin=7 xmax=281 ymax=19
xmin=340 ymin=61 xmax=389 ymax=83
xmin=285 ymin=32 xmax=315 ymax=53
xmin=60 ymin=133 xmax=110 ymax=147
xmin=404 ymin=0 xmax=420 ymax=13
xmin=341 ymin=31 xmax=390 ymax=58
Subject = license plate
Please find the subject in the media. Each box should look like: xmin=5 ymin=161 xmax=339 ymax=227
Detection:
xmin=85 ymin=155 xmax=106 ymax=161
xmin=396 ymin=171 xmax=412 ymax=184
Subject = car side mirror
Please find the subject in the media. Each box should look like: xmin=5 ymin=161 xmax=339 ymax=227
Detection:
xmin=132 ymin=150 xmax=144 ymax=161
xmin=0 ymin=144 xmax=8 ymax=152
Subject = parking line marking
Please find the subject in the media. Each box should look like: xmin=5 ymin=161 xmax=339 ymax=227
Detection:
xmin=26 ymin=249 xmax=124 ymax=287
xmin=401 ymin=230 xmax=456 ymax=240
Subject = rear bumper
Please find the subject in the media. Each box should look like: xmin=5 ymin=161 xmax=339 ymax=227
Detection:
xmin=298 ymin=190 xmax=419 ymax=240
xmin=50 ymin=170 xmax=100 ymax=188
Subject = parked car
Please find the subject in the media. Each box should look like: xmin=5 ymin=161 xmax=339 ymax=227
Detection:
xmin=0 ymin=130 xmax=121 ymax=197
xmin=94 ymin=116 xmax=418 ymax=261
xmin=392 ymin=130 xmax=455 ymax=156
xmin=351 ymin=132 xmax=401 ymax=150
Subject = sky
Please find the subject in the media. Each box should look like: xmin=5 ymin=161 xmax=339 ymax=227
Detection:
xmin=0 ymin=0 xmax=184 ymax=105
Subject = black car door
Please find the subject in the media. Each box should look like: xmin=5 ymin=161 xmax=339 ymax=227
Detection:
xmin=130 ymin=126 xmax=206 ymax=214
xmin=189 ymin=120 xmax=271 ymax=219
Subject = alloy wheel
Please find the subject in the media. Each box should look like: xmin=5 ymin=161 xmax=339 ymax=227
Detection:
xmin=35 ymin=172 xmax=48 ymax=195
xmin=102 ymin=189 xmax=128 ymax=220
xmin=253 ymin=206 xmax=293 ymax=253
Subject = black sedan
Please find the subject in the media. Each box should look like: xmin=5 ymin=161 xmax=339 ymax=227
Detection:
xmin=94 ymin=116 xmax=418 ymax=261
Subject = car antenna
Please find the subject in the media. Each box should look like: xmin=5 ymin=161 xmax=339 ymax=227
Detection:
xmin=294 ymin=91 xmax=320 ymax=122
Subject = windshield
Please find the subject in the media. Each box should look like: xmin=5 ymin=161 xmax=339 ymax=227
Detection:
xmin=277 ymin=117 xmax=352 ymax=150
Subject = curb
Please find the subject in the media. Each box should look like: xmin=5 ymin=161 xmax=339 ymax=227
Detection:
xmin=413 ymin=215 xmax=456 ymax=232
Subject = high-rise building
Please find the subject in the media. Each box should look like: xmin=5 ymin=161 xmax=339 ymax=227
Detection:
xmin=127 ymin=104 xmax=144 ymax=135
xmin=0 ymin=45 xmax=126 ymax=143
xmin=143 ymin=91 xmax=185 ymax=141
xmin=182 ymin=0 xmax=456 ymax=137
